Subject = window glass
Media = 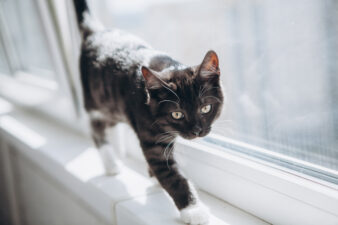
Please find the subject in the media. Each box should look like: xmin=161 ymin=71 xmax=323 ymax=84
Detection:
xmin=1 ymin=0 xmax=55 ymax=80
xmin=213 ymin=0 xmax=338 ymax=176
xmin=0 ymin=40 xmax=9 ymax=74
xmin=90 ymin=0 xmax=338 ymax=181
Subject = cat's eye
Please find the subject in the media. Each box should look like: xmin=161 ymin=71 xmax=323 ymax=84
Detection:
xmin=201 ymin=104 xmax=212 ymax=114
xmin=171 ymin=111 xmax=184 ymax=120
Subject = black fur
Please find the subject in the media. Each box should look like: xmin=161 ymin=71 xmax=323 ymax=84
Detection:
xmin=73 ymin=0 xmax=223 ymax=211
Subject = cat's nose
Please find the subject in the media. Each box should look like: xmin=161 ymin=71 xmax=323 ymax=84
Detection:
xmin=192 ymin=126 xmax=202 ymax=136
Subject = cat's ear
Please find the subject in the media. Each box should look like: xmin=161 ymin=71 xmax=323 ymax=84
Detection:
xmin=199 ymin=50 xmax=220 ymax=79
xmin=141 ymin=66 xmax=165 ymax=89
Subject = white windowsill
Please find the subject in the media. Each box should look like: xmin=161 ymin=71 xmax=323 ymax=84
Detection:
xmin=0 ymin=100 xmax=268 ymax=225
xmin=174 ymin=137 xmax=338 ymax=225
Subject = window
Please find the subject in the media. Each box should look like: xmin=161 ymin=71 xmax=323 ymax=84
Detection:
xmin=207 ymin=0 xmax=338 ymax=184
xmin=0 ymin=0 xmax=56 ymax=81
xmin=0 ymin=0 xmax=78 ymax=126
xmin=86 ymin=0 xmax=338 ymax=184
xmin=0 ymin=39 xmax=10 ymax=75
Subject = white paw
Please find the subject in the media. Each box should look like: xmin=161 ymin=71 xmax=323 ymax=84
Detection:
xmin=105 ymin=164 xmax=121 ymax=176
xmin=180 ymin=203 xmax=210 ymax=225
xmin=104 ymin=160 xmax=122 ymax=176
xmin=98 ymin=144 xmax=122 ymax=176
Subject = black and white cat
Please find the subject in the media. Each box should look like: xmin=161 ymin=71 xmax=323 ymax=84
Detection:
xmin=73 ymin=0 xmax=224 ymax=224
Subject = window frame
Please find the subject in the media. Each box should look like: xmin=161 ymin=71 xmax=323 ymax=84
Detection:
xmin=205 ymin=134 xmax=338 ymax=185
xmin=123 ymin=126 xmax=338 ymax=224
xmin=0 ymin=0 xmax=83 ymax=131
xmin=174 ymin=136 xmax=338 ymax=224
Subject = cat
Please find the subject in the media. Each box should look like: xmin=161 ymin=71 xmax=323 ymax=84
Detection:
xmin=73 ymin=0 xmax=224 ymax=224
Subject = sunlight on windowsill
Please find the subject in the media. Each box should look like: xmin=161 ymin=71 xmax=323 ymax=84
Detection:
xmin=0 ymin=115 xmax=46 ymax=149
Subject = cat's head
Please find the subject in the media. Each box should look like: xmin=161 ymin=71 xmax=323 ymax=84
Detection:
xmin=142 ymin=50 xmax=224 ymax=140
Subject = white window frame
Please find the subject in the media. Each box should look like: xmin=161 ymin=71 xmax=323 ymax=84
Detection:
xmin=175 ymin=136 xmax=338 ymax=225
xmin=0 ymin=1 xmax=337 ymax=225
xmin=122 ymin=126 xmax=338 ymax=224
xmin=0 ymin=0 xmax=84 ymax=131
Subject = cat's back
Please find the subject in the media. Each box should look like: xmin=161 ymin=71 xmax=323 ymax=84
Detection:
xmin=79 ymin=28 xmax=158 ymax=112
xmin=82 ymin=28 xmax=156 ymax=71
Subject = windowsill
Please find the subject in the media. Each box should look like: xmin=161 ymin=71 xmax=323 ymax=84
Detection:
xmin=0 ymin=100 xmax=268 ymax=225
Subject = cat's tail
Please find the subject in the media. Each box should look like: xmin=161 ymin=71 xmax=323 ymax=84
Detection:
xmin=73 ymin=0 xmax=104 ymax=38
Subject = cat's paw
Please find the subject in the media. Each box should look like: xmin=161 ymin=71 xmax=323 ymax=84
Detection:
xmin=104 ymin=160 xmax=122 ymax=176
xmin=180 ymin=203 xmax=210 ymax=225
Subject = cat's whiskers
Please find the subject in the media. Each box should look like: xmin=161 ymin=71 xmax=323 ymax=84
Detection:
xmin=216 ymin=119 xmax=233 ymax=123
xmin=158 ymin=99 xmax=179 ymax=106
xmin=166 ymin=143 xmax=175 ymax=163
xmin=203 ymin=95 xmax=222 ymax=103
xmin=198 ymin=85 xmax=207 ymax=98
xmin=161 ymin=84 xmax=180 ymax=102
xmin=151 ymin=119 xmax=162 ymax=127
xmin=156 ymin=134 xmax=175 ymax=144
xmin=158 ymin=130 xmax=179 ymax=136
xmin=215 ymin=121 xmax=234 ymax=126
xmin=156 ymin=130 xmax=178 ymax=168
xmin=164 ymin=139 xmax=175 ymax=169
xmin=216 ymin=123 xmax=232 ymax=126
xmin=199 ymin=86 xmax=220 ymax=98
xmin=155 ymin=131 xmax=179 ymax=144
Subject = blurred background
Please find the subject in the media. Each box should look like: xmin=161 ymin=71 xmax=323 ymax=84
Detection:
xmin=0 ymin=0 xmax=337 ymax=198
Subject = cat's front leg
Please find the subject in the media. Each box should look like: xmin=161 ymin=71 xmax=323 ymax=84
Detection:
xmin=90 ymin=118 xmax=122 ymax=176
xmin=140 ymin=140 xmax=210 ymax=225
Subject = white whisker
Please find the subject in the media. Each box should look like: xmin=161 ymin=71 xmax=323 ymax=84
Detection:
xmin=200 ymin=86 xmax=220 ymax=98
xmin=151 ymin=119 xmax=161 ymax=127
xmin=164 ymin=139 xmax=175 ymax=169
xmin=203 ymin=95 xmax=222 ymax=103
xmin=159 ymin=99 xmax=179 ymax=106
xmin=162 ymin=84 xmax=180 ymax=102
xmin=156 ymin=134 xmax=175 ymax=144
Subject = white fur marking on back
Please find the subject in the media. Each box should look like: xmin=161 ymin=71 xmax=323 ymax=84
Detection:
xmin=162 ymin=64 xmax=187 ymax=73
xmin=89 ymin=30 xmax=154 ymax=65
xmin=85 ymin=26 xmax=169 ymax=70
